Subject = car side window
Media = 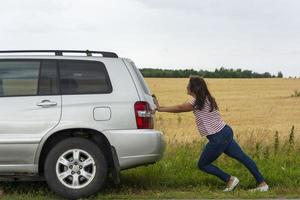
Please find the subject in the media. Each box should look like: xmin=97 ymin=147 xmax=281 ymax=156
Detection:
xmin=59 ymin=60 xmax=112 ymax=95
xmin=38 ymin=60 xmax=59 ymax=95
xmin=0 ymin=61 xmax=40 ymax=97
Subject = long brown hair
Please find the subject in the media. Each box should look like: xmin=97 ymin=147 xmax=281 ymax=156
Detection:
xmin=188 ymin=76 xmax=218 ymax=112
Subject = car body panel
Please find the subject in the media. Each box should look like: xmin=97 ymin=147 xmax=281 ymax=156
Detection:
xmin=105 ymin=129 xmax=165 ymax=169
xmin=0 ymin=95 xmax=61 ymax=165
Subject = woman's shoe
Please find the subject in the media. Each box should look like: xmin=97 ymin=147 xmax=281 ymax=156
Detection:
xmin=250 ymin=184 xmax=269 ymax=192
xmin=223 ymin=176 xmax=239 ymax=192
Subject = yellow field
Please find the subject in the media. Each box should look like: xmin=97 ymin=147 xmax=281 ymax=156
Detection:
xmin=146 ymin=78 xmax=300 ymax=147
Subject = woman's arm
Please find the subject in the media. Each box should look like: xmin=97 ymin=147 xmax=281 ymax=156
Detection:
xmin=152 ymin=96 xmax=193 ymax=113
xmin=156 ymin=103 xmax=194 ymax=113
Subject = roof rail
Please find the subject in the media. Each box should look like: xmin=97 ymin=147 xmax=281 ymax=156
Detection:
xmin=0 ymin=50 xmax=118 ymax=58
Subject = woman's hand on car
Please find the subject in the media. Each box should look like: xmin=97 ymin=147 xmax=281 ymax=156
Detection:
xmin=152 ymin=94 xmax=160 ymax=108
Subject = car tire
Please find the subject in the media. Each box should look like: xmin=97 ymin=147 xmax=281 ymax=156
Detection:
xmin=44 ymin=137 xmax=107 ymax=199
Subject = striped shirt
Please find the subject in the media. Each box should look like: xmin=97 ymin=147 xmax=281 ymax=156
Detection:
xmin=188 ymin=97 xmax=226 ymax=137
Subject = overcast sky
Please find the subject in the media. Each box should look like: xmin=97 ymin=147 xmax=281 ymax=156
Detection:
xmin=0 ymin=0 xmax=299 ymax=77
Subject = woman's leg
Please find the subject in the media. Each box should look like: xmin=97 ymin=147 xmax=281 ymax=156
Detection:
xmin=224 ymin=139 xmax=265 ymax=184
xmin=198 ymin=140 xmax=231 ymax=182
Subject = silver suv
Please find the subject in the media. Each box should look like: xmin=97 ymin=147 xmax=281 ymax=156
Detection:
xmin=0 ymin=50 xmax=165 ymax=199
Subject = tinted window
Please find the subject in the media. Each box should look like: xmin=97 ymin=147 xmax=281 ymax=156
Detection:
xmin=130 ymin=61 xmax=151 ymax=95
xmin=38 ymin=61 xmax=59 ymax=95
xmin=59 ymin=61 xmax=112 ymax=95
xmin=0 ymin=61 xmax=39 ymax=97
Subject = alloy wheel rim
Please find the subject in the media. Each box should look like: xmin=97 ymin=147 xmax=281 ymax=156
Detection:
xmin=55 ymin=149 xmax=96 ymax=189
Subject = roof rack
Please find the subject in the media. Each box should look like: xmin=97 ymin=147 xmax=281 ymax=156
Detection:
xmin=0 ymin=50 xmax=118 ymax=58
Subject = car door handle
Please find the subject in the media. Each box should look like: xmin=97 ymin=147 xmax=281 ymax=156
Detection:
xmin=36 ymin=100 xmax=57 ymax=107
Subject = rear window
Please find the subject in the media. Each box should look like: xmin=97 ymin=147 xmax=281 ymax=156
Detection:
xmin=130 ymin=62 xmax=151 ymax=95
xmin=59 ymin=60 xmax=112 ymax=95
xmin=0 ymin=61 xmax=40 ymax=97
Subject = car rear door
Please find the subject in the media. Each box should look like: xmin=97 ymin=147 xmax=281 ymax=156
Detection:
xmin=0 ymin=60 xmax=61 ymax=165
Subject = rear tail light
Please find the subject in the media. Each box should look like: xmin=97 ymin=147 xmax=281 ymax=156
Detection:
xmin=134 ymin=101 xmax=154 ymax=129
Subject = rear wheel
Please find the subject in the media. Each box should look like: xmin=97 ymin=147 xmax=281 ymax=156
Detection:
xmin=44 ymin=137 xmax=107 ymax=199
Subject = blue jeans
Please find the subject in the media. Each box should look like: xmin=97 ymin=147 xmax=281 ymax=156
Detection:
xmin=198 ymin=125 xmax=265 ymax=183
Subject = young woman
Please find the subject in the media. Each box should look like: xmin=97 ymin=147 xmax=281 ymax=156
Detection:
xmin=153 ymin=76 xmax=269 ymax=192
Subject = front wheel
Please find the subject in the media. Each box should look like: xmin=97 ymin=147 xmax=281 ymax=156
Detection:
xmin=44 ymin=137 xmax=107 ymax=199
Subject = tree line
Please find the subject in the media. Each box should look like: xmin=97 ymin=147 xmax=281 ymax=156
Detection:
xmin=139 ymin=67 xmax=283 ymax=78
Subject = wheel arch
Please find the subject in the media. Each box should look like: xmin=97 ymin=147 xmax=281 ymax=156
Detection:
xmin=36 ymin=128 xmax=116 ymax=176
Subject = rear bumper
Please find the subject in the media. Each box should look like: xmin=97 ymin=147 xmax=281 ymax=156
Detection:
xmin=104 ymin=129 xmax=165 ymax=170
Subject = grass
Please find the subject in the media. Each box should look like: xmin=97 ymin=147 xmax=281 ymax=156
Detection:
xmin=291 ymin=90 xmax=300 ymax=97
xmin=1 ymin=141 xmax=300 ymax=199
xmin=0 ymin=78 xmax=300 ymax=199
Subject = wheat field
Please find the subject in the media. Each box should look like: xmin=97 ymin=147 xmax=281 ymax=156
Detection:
xmin=146 ymin=78 xmax=300 ymax=147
